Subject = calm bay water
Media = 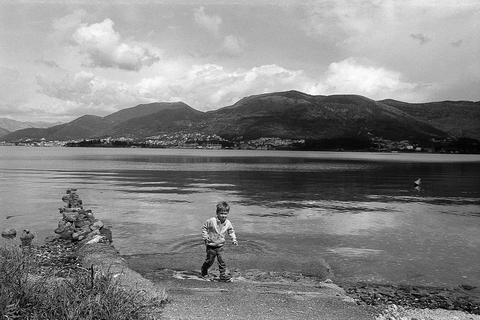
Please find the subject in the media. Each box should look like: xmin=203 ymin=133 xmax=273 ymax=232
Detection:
xmin=1 ymin=146 xmax=480 ymax=287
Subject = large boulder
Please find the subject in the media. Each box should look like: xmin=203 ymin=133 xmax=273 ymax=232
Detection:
xmin=1 ymin=228 xmax=17 ymax=239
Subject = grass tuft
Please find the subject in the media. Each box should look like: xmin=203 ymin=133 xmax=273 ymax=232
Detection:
xmin=1 ymin=241 xmax=165 ymax=319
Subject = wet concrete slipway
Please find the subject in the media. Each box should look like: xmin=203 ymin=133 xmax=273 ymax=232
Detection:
xmin=80 ymin=240 xmax=377 ymax=320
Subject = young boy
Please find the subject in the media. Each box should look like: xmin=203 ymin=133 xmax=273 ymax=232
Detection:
xmin=201 ymin=201 xmax=238 ymax=281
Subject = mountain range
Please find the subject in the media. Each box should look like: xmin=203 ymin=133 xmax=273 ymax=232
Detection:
xmin=1 ymin=91 xmax=479 ymax=144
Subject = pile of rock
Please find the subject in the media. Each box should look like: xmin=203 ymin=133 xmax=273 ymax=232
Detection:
xmin=54 ymin=188 xmax=112 ymax=244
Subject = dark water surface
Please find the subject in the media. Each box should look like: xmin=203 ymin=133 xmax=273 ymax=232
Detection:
xmin=1 ymin=146 xmax=479 ymax=287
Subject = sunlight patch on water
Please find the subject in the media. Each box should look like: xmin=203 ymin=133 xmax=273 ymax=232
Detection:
xmin=247 ymin=210 xmax=297 ymax=218
xmin=188 ymin=183 xmax=237 ymax=188
xmin=257 ymin=199 xmax=398 ymax=218
xmin=367 ymin=194 xmax=480 ymax=204
xmin=130 ymin=186 xmax=181 ymax=192
xmin=327 ymin=247 xmax=384 ymax=257
xmin=137 ymin=181 xmax=168 ymax=185
xmin=366 ymin=195 xmax=480 ymax=216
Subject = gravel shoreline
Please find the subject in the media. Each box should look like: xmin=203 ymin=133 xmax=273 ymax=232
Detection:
xmin=339 ymin=282 xmax=480 ymax=315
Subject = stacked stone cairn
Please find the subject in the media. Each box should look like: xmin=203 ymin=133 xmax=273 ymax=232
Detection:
xmin=20 ymin=230 xmax=35 ymax=247
xmin=1 ymin=228 xmax=35 ymax=248
xmin=55 ymin=188 xmax=112 ymax=244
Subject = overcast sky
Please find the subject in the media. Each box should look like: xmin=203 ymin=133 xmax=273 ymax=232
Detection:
xmin=1 ymin=0 xmax=479 ymax=123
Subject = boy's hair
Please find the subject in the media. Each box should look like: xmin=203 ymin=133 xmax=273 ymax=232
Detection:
xmin=216 ymin=201 xmax=230 ymax=214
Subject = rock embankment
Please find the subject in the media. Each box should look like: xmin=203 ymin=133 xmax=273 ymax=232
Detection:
xmin=53 ymin=188 xmax=112 ymax=244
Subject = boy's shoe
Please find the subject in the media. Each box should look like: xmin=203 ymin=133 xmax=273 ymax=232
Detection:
xmin=218 ymin=275 xmax=232 ymax=282
xmin=201 ymin=274 xmax=210 ymax=280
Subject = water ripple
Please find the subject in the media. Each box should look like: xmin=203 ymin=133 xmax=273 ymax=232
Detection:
xmin=163 ymin=236 xmax=268 ymax=254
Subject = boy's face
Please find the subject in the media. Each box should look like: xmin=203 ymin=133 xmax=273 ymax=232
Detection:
xmin=217 ymin=211 xmax=228 ymax=223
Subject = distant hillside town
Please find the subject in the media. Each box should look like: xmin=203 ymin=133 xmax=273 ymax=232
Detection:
xmin=1 ymin=131 xmax=478 ymax=154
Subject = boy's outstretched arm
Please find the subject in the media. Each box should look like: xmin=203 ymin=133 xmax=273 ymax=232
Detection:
xmin=228 ymin=224 xmax=238 ymax=245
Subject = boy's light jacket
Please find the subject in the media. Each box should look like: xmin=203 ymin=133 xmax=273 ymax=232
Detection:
xmin=202 ymin=217 xmax=237 ymax=245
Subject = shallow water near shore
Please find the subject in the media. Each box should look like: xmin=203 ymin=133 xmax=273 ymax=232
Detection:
xmin=1 ymin=146 xmax=480 ymax=288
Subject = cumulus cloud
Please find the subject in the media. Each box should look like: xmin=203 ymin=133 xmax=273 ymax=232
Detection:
xmin=72 ymin=19 xmax=160 ymax=71
xmin=318 ymin=58 xmax=426 ymax=101
xmin=410 ymin=33 xmax=430 ymax=44
xmin=194 ymin=6 xmax=222 ymax=37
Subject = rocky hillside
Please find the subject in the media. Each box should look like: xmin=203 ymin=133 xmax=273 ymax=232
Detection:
xmin=202 ymin=91 xmax=448 ymax=142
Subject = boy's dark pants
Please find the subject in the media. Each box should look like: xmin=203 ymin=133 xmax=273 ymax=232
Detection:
xmin=201 ymin=245 xmax=226 ymax=277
